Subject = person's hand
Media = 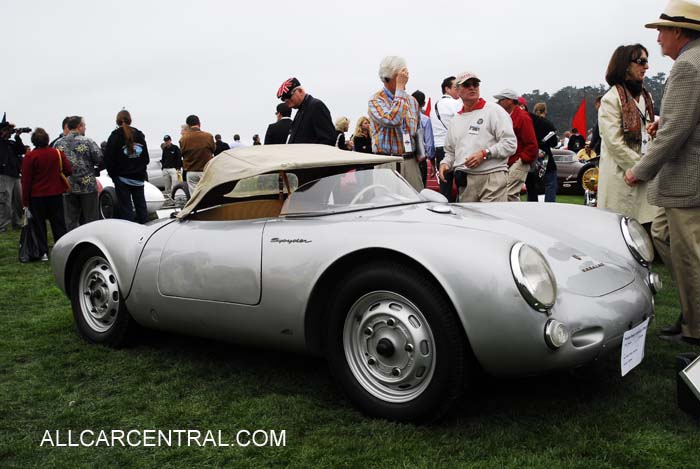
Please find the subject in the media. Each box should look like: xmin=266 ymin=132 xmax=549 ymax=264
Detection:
xmin=624 ymin=168 xmax=640 ymax=186
xmin=396 ymin=68 xmax=409 ymax=90
xmin=646 ymin=120 xmax=659 ymax=138
xmin=438 ymin=164 xmax=448 ymax=182
xmin=428 ymin=161 xmax=436 ymax=179
xmin=464 ymin=150 xmax=485 ymax=169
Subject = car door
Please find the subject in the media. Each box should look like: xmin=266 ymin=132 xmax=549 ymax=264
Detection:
xmin=156 ymin=219 xmax=264 ymax=305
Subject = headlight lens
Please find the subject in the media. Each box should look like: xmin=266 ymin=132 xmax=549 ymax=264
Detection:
xmin=621 ymin=217 xmax=654 ymax=266
xmin=510 ymin=242 xmax=557 ymax=312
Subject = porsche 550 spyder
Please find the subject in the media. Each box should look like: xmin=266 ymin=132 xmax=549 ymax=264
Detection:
xmin=51 ymin=144 xmax=662 ymax=423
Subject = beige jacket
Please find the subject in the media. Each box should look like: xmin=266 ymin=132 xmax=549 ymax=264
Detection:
xmin=633 ymin=39 xmax=700 ymax=208
xmin=597 ymin=86 xmax=660 ymax=223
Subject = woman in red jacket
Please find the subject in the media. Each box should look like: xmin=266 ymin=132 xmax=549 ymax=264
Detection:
xmin=21 ymin=128 xmax=72 ymax=257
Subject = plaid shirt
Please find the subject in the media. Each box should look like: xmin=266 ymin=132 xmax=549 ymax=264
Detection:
xmin=368 ymin=87 xmax=420 ymax=155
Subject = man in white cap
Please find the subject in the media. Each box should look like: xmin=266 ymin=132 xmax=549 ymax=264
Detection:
xmin=438 ymin=72 xmax=516 ymax=202
xmin=494 ymin=89 xmax=538 ymax=201
xmin=624 ymin=0 xmax=700 ymax=345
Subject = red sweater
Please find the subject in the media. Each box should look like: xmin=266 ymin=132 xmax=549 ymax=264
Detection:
xmin=507 ymin=106 xmax=539 ymax=167
xmin=21 ymin=147 xmax=73 ymax=207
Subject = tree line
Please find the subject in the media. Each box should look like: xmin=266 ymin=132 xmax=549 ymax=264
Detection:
xmin=522 ymin=73 xmax=667 ymax=137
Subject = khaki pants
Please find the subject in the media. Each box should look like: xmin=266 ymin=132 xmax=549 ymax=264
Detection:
xmin=162 ymin=168 xmax=179 ymax=196
xmin=397 ymin=158 xmax=424 ymax=192
xmin=657 ymin=207 xmax=700 ymax=339
xmin=458 ymin=171 xmax=508 ymax=203
xmin=506 ymin=159 xmax=529 ymax=202
xmin=186 ymin=171 xmax=203 ymax=196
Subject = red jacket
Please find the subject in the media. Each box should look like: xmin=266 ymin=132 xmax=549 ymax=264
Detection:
xmin=21 ymin=147 xmax=73 ymax=207
xmin=507 ymin=106 xmax=538 ymax=167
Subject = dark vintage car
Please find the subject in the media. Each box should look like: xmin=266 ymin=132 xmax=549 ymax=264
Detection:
xmin=553 ymin=149 xmax=597 ymax=194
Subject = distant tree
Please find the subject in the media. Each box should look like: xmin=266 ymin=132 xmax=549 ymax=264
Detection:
xmin=522 ymin=77 xmax=665 ymax=139
xmin=644 ymin=72 xmax=666 ymax=113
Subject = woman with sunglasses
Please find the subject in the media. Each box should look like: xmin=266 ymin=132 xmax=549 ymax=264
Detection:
xmin=598 ymin=44 xmax=661 ymax=228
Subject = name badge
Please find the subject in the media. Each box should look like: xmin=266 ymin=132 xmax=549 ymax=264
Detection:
xmin=468 ymin=125 xmax=480 ymax=135
xmin=402 ymin=131 xmax=413 ymax=153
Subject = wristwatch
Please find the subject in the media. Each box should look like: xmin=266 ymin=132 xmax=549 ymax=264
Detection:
xmin=483 ymin=148 xmax=492 ymax=160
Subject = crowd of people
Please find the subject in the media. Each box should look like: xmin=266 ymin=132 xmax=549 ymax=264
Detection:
xmin=0 ymin=0 xmax=698 ymax=345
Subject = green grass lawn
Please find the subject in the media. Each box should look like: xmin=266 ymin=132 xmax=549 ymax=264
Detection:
xmin=1 ymin=202 xmax=699 ymax=468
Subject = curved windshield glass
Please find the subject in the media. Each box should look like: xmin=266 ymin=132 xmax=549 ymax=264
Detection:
xmin=281 ymin=168 xmax=423 ymax=216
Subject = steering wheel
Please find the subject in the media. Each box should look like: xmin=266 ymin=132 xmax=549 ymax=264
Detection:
xmin=349 ymin=184 xmax=394 ymax=205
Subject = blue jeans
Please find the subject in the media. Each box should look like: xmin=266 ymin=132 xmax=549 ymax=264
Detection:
xmin=114 ymin=180 xmax=148 ymax=224
xmin=544 ymin=168 xmax=557 ymax=202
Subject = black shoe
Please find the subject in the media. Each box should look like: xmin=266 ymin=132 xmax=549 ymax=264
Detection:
xmin=658 ymin=333 xmax=700 ymax=346
xmin=660 ymin=314 xmax=682 ymax=335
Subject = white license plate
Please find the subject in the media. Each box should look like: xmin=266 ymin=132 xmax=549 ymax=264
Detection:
xmin=621 ymin=318 xmax=650 ymax=376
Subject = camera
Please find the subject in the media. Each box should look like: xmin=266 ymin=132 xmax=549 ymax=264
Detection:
xmin=15 ymin=127 xmax=32 ymax=134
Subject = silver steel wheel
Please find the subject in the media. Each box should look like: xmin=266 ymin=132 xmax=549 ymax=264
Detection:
xmin=343 ymin=291 xmax=436 ymax=403
xmin=77 ymin=256 xmax=121 ymax=333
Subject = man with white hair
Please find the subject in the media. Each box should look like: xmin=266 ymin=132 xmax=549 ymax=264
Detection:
xmin=438 ymin=72 xmax=516 ymax=202
xmin=367 ymin=56 xmax=423 ymax=191
xmin=624 ymin=0 xmax=700 ymax=345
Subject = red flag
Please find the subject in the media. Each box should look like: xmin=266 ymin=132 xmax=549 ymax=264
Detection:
xmin=571 ymin=97 xmax=586 ymax=136
xmin=425 ymin=97 xmax=432 ymax=117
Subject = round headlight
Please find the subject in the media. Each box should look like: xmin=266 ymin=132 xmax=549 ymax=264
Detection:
xmin=510 ymin=242 xmax=557 ymax=312
xmin=620 ymin=217 xmax=654 ymax=266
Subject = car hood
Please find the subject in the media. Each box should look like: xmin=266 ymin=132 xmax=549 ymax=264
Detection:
xmin=335 ymin=202 xmax=635 ymax=298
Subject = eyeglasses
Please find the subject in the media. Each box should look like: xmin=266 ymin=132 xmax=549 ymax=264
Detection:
xmin=460 ymin=80 xmax=480 ymax=89
xmin=632 ymin=57 xmax=649 ymax=65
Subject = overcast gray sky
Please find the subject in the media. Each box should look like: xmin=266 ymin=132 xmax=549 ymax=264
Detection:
xmin=4 ymin=0 xmax=671 ymax=147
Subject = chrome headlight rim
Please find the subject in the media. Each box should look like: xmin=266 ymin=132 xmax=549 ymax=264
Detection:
xmin=620 ymin=217 xmax=653 ymax=267
xmin=510 ymin=242 xmax=557 ymax=313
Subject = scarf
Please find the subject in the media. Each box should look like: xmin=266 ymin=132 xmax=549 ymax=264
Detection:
xmin=615 ymin=84 xmax=654 ymax=146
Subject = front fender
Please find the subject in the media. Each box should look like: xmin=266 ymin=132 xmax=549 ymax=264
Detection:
xmin=51 ymin=219 xmax=174 ymax=298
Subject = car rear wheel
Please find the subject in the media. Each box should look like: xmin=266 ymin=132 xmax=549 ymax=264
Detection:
xmin=69 ymin=246 xmax=133 ymax=347
xmin=99 ymin=187 xmax=120 ymax=219
xmin=327 ymin=262 xmax=469 ymax=423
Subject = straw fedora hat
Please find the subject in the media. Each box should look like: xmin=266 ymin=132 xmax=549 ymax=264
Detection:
xmin=646 ymin=0 xmax=700 ymax=31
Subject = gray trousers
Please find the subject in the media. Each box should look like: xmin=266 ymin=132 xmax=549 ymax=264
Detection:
xmin=0 ymin=174 xmax=22 ymax=230
xmin=653 ymin=207 xmax=700 ymax=340
xmin=63 ymin=192 xmax=99 ymax=232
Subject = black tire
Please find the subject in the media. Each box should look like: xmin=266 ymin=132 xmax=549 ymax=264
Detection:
xmin=99 ymin=187 xmax=120 ymax=219
xmin=69 ymin=246 xmax=133 ymax=347
xmin=326 ymin=262 xmax=470 ymax=423
xmin=170 ymin=182 xmax=190 ymax=208
xmin=576 ymin=162 xmax=596 ymax=194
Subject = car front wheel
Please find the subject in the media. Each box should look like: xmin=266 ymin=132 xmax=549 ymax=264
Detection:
xmin=69 ymin=246 xmax=133 ymax=347
xmin=327 ymin=262 xmax=470 ymax=423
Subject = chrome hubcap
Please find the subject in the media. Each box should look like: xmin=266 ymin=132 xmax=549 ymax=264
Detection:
xmin=343 ymin=291 xmax=435 ymax=403
xmin=78 ymin=256 xmax=120 ymax=333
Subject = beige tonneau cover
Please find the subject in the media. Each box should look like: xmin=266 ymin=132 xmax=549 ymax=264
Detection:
xmin=177 ymin=144 xmax=401 ymax=218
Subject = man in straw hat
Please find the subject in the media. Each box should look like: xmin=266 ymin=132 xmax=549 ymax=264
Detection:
xmin=624 ymin=0 xmax=700 ymax=346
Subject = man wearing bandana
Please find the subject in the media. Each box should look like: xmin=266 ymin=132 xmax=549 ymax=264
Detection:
xmin=438 ymin=72 xmax=516 ymax=202
xmin=276 ymin=77 xmax=335 ymax=146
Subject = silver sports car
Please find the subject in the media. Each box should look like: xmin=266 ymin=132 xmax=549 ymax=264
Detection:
xmin=51 ymin=144 xmax=662 ymax=423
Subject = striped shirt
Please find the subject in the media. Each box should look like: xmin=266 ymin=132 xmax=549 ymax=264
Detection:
xmin=368 ymin=87 xmax=420 ymax=156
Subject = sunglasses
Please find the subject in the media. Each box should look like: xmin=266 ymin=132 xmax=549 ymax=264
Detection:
xmin=631 ymin=57 xmax=649 ymax=65
xmin=460 ymin=80 xmax=480 ymax=88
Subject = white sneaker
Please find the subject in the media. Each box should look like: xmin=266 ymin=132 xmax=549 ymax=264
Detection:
xmin=40 ymin=254 xmax=49 ymax=261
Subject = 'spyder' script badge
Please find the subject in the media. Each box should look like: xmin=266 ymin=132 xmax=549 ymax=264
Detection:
xmin=270 ymin=238 xmax=311 ymax=244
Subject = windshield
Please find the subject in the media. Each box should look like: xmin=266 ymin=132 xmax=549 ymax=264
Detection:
xmin=281 ymin=168 xmax=423 ymax=216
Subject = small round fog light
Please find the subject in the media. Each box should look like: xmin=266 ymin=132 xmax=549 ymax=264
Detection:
xmin=648 ymin=272 xmax=663 ymax=295
xmin=544 ymin=319 xmax=569 ymax=350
